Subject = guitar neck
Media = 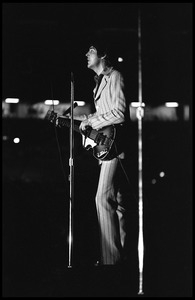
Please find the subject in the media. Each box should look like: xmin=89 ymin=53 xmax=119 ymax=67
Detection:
xmin=58 ymin=117 xmax=100 ymax=142
xmin=58 ymin=117 xmax=81 ymax=133
xmin=46 ymin=110 xmax=97 ymax=141
xmin=46 ymin=110 xmax=116 ymax=160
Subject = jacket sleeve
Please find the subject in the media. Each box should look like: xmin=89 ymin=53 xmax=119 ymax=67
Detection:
xmin=88 ymin=71 xmax=126 ymax=130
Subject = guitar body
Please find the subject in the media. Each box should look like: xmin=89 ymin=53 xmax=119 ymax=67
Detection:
xmin=45 ymin=110 xmax=122 ymax=161
xmin=82 ymin=125 xmax=117 ymax=160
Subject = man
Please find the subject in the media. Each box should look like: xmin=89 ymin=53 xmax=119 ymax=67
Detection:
xmin=78 ymin=41 xmax=131 ymax=266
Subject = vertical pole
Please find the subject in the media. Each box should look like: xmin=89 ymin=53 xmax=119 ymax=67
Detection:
xmin=137 ymin=10 xmax=144 ymax=295
xmin=68 ymin=72 xmax=74 ymax=268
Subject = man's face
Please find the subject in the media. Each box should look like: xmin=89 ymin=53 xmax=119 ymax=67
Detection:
xmin=86 ymin=46 xmax=101 ymax=69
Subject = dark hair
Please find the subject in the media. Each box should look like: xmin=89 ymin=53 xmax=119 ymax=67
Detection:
xmin=88 ymin=38 xmax=114 ymax=67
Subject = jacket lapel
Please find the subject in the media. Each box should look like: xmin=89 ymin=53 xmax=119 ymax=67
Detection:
xmin=94 ymin=77 xmax=107 ymax=100
xmin=93 ymin=67 xmax=113 ymax=101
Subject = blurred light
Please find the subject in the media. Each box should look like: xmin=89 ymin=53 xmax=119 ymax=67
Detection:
xmin=159 ymin=171 xmax=165 ymax=177
xmin=165 ymin=102 xmax=179 ymax=107
xmin=5 ymin=98 xmax=19 ymax=103
xmin=44 ymin=100 xmax=59 ymax=105
xmin=136 ymin=106 xmax=144 ymax=119
xmin=151 ymin=179 xmax=156 ymax=184
xmin=118 ymin=57 xmax=123 ymax=62
xmin=144 ymin=105 xmax=178 ymax=121
xmin=131 ymin=102 xmax=145 ymax=107
xmin=76 ymin=101 xmax=86 ymax=106
xmin=184 ymin=105 xmax=190 ymax=121
xmin=13 ymin=137 xmax=20 ymax=144
xmin=3 ymin=135 xmax=9 ymax=141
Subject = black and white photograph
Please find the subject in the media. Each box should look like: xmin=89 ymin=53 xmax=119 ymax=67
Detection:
xmin=2 ymin=3 xmax=192 ymax=297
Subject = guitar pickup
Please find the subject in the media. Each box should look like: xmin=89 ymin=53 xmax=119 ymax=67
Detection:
xmin=95 ymin=133 xmax=111 ymax=146
xmin=94 ymin=133 xmax=103 ymax=144
xmin=102 ymin=136 xmax=112 ymax=147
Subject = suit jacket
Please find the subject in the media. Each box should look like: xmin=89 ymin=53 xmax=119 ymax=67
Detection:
xmin=88 ymin=67 xmax=127 ymax=131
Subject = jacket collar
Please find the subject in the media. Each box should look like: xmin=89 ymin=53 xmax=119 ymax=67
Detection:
xmin=101 ymin=66 xmax=113 ymax=77
xmin=94 ymin=66 xmax=113 ymax=83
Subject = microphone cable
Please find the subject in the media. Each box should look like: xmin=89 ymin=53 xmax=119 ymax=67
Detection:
xmin=114 ymin=141 xmax=138 ymax=202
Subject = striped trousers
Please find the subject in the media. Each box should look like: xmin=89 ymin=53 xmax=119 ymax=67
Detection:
xmin=95 ymin=157 xmax=128 ymax=265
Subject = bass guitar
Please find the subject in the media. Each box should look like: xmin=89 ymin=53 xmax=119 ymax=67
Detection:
xmin=45 ymin=110 xmax=122 ymax=161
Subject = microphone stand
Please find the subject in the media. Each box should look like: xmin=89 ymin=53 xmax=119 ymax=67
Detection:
xmin=68 ymin=72 xmax=75 ymax=268
xmin=137 ymin=10 xmax=144 ymax=295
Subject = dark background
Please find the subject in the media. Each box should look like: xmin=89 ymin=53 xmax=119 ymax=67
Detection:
xmin=2 ymin=3 xmax=192 ymax=106
xmin=2 ymin=3 xmax=192 ymax=297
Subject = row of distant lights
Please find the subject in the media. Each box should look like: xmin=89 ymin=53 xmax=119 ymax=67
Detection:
xmin=4 ymin=98 xmax=86 ymax=106
xmin=2 ymin=98 xmax=178 ymax=148
xmin=4 ymin=98 xmax=179 ymax=107
xmin=2 ymin=98 xmax=168 ymax=182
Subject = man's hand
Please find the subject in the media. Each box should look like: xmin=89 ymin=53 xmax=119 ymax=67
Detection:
xmin=79 ymin=118 xmax=91 ymax=132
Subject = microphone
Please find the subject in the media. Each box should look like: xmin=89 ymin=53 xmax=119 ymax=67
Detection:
xmin=63 ymin=102 xmax=78 ymax=116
